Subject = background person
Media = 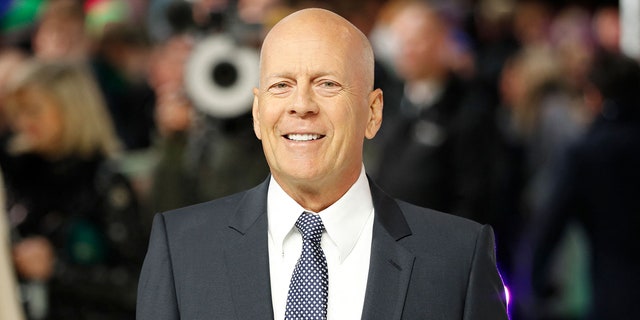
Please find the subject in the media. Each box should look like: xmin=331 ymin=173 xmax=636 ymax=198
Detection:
xmin=31 ymin=0 xmax=92 ymax=62
xmin=1 ymin=60 xmax=145 ymax=319
xmin=526 ymin=51 xmax=640 ymax=320
xmin=0 ymin=170 xmax=25 ymax=320
xmin=372 ymin=0 xmax=499 ymax=224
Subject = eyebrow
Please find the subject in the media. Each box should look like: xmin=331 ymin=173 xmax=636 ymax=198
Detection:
xmin=264 ymin=71 xmax=341 ymax=81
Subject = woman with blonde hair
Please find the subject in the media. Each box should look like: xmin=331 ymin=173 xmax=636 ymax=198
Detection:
xmin=4 ymin=60 xmax=120 ymax=159
xmin=1 ymin=60 xmax=145 ymax=319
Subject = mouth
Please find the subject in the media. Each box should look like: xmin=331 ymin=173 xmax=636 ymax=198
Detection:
xmin=284 ymin=133 xmax=325 ymax=141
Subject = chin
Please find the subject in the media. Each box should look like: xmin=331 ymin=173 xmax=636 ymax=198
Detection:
xmin=276 ymin=164 xmax=326 ymax=183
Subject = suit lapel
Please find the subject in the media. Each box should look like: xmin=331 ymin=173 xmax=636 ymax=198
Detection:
xmin=361 ymin=178 xmax=415 ymax=320
xmin=220 ymin=176 xmax=415 ymax=319
xmin=224 ymin=179 xmax=275 ymax=320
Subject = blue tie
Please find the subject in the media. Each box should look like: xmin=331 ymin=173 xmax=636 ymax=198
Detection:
xmin=285 ymin=212 xmax=328 ymax=320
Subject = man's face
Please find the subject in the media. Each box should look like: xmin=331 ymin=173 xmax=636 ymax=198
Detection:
xmin=390 ymin=6 xmax=445 ymax=81
xmin=33 ymin=18 xmax=87 ymax=61
xmin=252 ymin=25 xmax=381 ymax=198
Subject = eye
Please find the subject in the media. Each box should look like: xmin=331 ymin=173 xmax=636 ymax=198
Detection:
xmin=274 ymin=82 xmax=288 ymax=89
xmin=320 ymin=81 xmax=338 ymax=88
xmin=315 ymin=80 xmax=342 ymax=96
xmin=268 ymin=81 xmax=292 ymax=94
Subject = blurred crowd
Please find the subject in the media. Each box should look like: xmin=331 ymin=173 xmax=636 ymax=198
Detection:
xmin=0 ymin=0 xmax=638 ymax=319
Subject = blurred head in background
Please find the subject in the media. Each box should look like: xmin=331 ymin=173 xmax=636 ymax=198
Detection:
xmin=3 ymin=60 xmax=120 ymax=160
xmin=32 ymin=0 xmax=91 ymax=61
xmin=584 ymin=51 xmax=640 ymax=118
xmin=387 ymin=0 xmax=451 ymax=83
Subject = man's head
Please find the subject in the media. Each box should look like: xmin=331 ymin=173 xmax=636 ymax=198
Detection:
xmin=388 ymin=1 xmax=450 ymax=82
xmin=32 ymin=0 xmax=90 ymax=61
xmin=252 ymin=8 xmax=383 ymax=212
xmin=584 ymin=51 xmax=640 ymax=117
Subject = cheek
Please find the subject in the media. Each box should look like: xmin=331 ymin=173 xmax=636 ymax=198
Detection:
xmin=260 ymin=95 xmax=288 ymax=121
xmin=333 ymin=106 xmax=365 ymax=143
xmin=14 ymin=114 xmax=39 ymax=137
xmin=38 ymin=110 xmax=64 ymax=143
xmin=256 ymin=102 xmax=281 ymax=138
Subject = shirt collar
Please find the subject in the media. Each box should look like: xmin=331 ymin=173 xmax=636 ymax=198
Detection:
xmin=267 ymin=165 xmax=374 ymax=263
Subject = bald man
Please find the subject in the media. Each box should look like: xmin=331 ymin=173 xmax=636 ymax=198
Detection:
xmin=137 ymin=8 xmax=508 ymax=320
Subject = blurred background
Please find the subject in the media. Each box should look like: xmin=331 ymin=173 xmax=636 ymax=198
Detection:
xmin=0 ymin=0 xmax=638 ymax=319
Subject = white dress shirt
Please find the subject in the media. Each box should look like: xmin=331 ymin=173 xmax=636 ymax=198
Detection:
xmin=267 ymin=165 xmax=374 ymax=320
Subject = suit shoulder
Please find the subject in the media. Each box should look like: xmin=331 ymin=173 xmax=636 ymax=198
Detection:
xmin=159 ymin=189 xmax=249 ymax=230
xmin=399 ymin=200 xmax=483 ymax=232
xmin=396 ymin=200 xmax=490 ymax=251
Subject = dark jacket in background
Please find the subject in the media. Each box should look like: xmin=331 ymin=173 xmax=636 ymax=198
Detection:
xmin=373 ymin=74 xmax=499 ymax=224
xmin=531 ymin=102 xmax=640 ymax=320
xmin=0 ymin=142 xmax=145 ymax=319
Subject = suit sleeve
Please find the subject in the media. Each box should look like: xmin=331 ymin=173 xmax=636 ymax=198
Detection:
xmin=137 ymin=213 xmax=180 ymax=320
xmin=463 ymin=224 xmax=509 ymax=319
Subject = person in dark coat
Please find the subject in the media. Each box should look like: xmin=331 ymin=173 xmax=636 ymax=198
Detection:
xmin=373 ymin=1 xmax=498 ymax=224
xmin=528 ymin=51 xmax=640 ymax=320
xmin=1 ymin=60 xmax=145 ymax=319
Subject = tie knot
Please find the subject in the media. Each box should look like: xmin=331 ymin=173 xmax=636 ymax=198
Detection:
xmin=295 ymin=212 xmax=325 ymax=242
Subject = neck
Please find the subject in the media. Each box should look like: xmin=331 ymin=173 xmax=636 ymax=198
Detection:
xmin=274 ymin=165 xmax=362 ymax=213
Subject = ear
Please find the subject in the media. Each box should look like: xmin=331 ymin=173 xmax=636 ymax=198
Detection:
xmin=365 ymin=88 xmax=383 ymax=139
xmin=252 ymin=87 xmax=262 ymax=140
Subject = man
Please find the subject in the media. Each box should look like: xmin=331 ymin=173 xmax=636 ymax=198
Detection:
xmin=137 ymin=8 xmax=508 ymax=319
xmin=373 ymin=1 xmax=498 ymax=223
xmin=527 ymin=51 xmax=640 ymax=320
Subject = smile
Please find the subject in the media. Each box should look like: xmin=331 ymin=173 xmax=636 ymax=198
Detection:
xmin=284 ymin=133 xmax=324 ymax=141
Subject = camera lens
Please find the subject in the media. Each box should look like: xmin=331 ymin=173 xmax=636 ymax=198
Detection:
xmin=211 ymin=61 xmax=238 ymax=88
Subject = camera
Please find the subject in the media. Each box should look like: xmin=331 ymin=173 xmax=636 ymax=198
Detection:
xmin=185 ymin=33 xmax=259 ymax=118
xmin=159 ymin=1 xmax=260 ymax=118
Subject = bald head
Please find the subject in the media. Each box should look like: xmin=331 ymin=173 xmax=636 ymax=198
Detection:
xmin=251 ymin=8 xmax=384 ymax=211
xmin=260 ymin=8 xmax=375 ymax=90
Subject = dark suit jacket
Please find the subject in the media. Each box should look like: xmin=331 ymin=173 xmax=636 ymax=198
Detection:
xmin=530 ymin=108 xmax=640 ymax=319
xmin=137 ymin=177 xmax=508 ymax=319
xmin=373 ymin=74 xmax=499 ymax=225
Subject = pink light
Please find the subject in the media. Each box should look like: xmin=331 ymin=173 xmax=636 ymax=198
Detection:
xmin=504 ymin=285 xmax=511 ymax=312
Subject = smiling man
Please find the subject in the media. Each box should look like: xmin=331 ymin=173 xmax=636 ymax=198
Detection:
xmin=137 ymin=8 xmax=508 ymax=320
xmin=252 ymin=8 xmax=381 ymax=214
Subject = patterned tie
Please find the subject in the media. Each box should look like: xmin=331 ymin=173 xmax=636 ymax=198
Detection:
xmin=285 ymin=212 xmax=328 ymax=320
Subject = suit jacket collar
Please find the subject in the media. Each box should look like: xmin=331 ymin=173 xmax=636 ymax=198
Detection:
xmin=224 ymin=176 xmax=415 ymax=320
xmin=224 ymin=178 xmax=274 ymax=319
xmin=361 ymin=177 xmax=415 ymax=320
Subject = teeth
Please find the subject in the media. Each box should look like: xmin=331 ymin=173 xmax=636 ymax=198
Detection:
xmin=287 ymin=133 xmax=322 ymax=141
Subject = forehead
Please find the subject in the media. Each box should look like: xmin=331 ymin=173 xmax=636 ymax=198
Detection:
xmin=266 ymin=35 xmax=342 ymax=57
xmin=261 ymin=26 xmax=357 ymax=72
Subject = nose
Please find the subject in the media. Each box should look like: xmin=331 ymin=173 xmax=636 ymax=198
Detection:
xmin=289 ymin=83 xmax=319 ymax=117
